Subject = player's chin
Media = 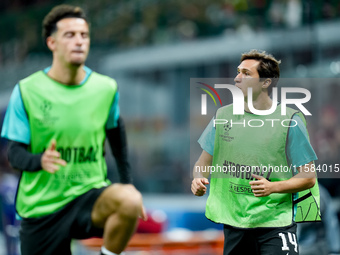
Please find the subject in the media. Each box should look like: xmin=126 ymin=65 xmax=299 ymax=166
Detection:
xmin=70 ymin=57 xmax=86 ymax=66
xmin=69 ymin=61 xmax=84 ymax=67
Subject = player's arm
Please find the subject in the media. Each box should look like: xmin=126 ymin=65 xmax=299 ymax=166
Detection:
xmin=7 ymin=139 xmax=66 ymax=174
xmin=250 ymin=162 xmax=316 ymax=197
xmin=191 ymin=150 xmax=212 ymax=196
xmin=7 ymin=140 xmax=43 ymax=171
xmin=272 ymin=161 xmax=316 ymax=193
xmin=250 ymin=114 xmax=317 ymax=197
xmin=106 ymin=117 xmax=132 ymax=184
xmin=2 ymin=84 xmax=66 ymax=174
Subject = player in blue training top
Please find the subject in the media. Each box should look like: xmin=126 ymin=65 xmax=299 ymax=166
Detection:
xmin=1 ymin=5 xmax=146 ymax=255
xmin=191 ymin=50 xmax=320 ymax=255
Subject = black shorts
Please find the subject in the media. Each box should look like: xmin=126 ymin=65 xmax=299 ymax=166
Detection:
xmin=223 ymin=223 xmax=299 ymax=255
xmin=20 ymin=187 xmax=106 ymax=255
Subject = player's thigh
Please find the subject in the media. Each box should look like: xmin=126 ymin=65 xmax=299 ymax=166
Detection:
xmin=70 ymin=187 xmax=106 ymax=239
xmin=223 ymin=225 xmax=257 ymax=255
xmin=258 ymin=224 xmax=299 ymax=255
xmin=91 ymin=184 xmax=142 ymax=228
xmin=20 ymin=215 xmax=72 ymax=255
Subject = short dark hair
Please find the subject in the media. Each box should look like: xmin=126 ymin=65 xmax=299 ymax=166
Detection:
xmin=240 ymin=49 xmax=281 ymax=95
xmin=42 ymin=5 xmax=87 ymax=43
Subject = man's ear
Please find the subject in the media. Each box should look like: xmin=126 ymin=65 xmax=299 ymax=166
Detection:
xmin=262 ymin=79 xmax=272 ymax=89
xmin=46 ymin=36 xmax=56 ymax=51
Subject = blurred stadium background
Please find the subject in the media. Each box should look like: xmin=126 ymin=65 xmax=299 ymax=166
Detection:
xmin=1 ymin=0 xmax=340 ymax=254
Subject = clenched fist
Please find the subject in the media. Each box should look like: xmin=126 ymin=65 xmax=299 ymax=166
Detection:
xmin=191 ymin=178 xmax=209 ymax=196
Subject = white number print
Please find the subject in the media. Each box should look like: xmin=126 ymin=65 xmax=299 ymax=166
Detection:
xmin=278 ymin=232 xmax=298 ymax=253
xmin=278 ymin=233 xmax=289 ymax=251
xmin=288 ymin=232 xmax=298 ymax=252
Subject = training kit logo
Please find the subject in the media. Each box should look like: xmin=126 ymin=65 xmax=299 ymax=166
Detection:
xmin=224 ymin=122 xmax=232 ymax=135
xmin=40 ymin=100 xmax=52 ymax=116
xmin=196 ymin=81 xmax=312 ymax=128
xmin=37 ymin=100 xmax=59 ymax=126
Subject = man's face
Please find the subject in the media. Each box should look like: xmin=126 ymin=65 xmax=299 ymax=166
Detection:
xmin=48 ymin=18 xmax=90 ymax=66
xmin=234 ymin=59 xmax=264 ymax=99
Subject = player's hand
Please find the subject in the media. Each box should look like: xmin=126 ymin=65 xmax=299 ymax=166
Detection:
xmin=140 ymin=205 xmax=148 ymax=221
xmin=191 ymin=178 xmax=209 ymax=196
xmin=249 ymin=174 xmax=273 ymax=197
xmin=41 ymin=139 xmax=67 ymax=174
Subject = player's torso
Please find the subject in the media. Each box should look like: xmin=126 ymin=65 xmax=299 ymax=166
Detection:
xmin=206 ymin=104 xmax=297 ymax=228
xmin=17 ymin=70 xmax=117 ymax=218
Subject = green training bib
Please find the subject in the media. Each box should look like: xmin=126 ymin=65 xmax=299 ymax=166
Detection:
xmin=205 ymin=104 xmax=321 ymax=228
xmin=17 ymin=70 xmax=118 ymax=218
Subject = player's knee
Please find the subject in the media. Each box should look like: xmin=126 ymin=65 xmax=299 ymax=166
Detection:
xmin=100 ymin=184 xmax=142 ymax=219
xmin=117 ymin=187 xmax=142 ymax=219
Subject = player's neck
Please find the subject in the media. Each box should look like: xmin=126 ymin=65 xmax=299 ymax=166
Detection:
xmin=244 ymin=93 xmax=272 ymax=113
xmin=48 ymin=61 xmax=86 ymax=85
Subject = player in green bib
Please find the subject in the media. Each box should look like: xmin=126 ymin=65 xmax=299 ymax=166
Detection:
xmin=0 ymin=5 xmax=146 ymax=255
xmin=191 ymin=50 xmax=320 ymax=255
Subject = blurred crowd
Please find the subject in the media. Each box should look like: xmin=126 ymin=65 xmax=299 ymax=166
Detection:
xmin=1 ymin=0 xmax=340 ymax=66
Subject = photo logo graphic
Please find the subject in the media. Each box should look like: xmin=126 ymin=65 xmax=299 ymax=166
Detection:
xmin=197 ymin=82 xmax=223 ymax=115
xmin=198 ymin=84 xmax=311 ymax=116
